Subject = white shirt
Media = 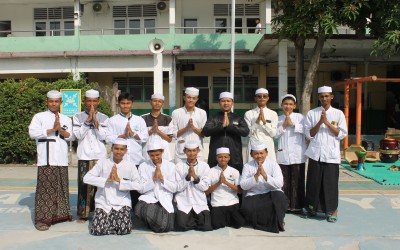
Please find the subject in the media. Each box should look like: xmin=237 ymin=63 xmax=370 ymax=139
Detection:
xmin=275 ymin=113 xmax=306 ymax=165
xmin=171 ymin=107 xmax=207 ymax=160
xmin=175 ymin=160 xmax=210 ymax=214
xmin=137 ymin=160 xmax=179 ymax=213
xmin=142 ymin=114 xmax=173 ymax=162
xmin=304 ymin=106 xmax=347 ymax=164
xmin=28 ymin=110 xmax=74 ymax=166
xmin=83 ymin=158 xmax=142 ymax=213
xmin=105 ymin=113 xmax=148 ymax=165
xmin=209 ymin=165 xmax=240 ymax=207
xmin=73 ymin=111 xmax=109 ymax=161
xmin=256 ymin=23 xmax=262 ymax=34
xmin=240 ymin=159 xmax=283 ymax=197
xmin=244 ymin=106 xmax=278 ymax=161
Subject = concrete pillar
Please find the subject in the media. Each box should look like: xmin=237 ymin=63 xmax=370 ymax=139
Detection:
xmin=265 ymin=0 xmax=272 ymax=34
xmin=169 ymin=0 xmax=176 ymax=34
xmin=169 ymin=56 xmax=177 ymax=114
xmin=278 ymin=40 xmax=288 ymax=100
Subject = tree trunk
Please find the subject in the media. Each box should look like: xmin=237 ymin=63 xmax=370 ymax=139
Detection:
xmin=301 ymin=34 xmax=325 ymax=115
xmin=294 ymin=37 xmax=305 ymax=111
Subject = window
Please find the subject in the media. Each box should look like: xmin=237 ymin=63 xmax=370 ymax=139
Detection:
xmin=184 ymin=19 xmax=197 ymax=34
xmin=113 ymin=5 xmax=156 ymax=35
xmin=34 ymin=7 xmax=74 ymax=36
xmin=212 ymin=76 xmax=258 ymax=103
xmin=114 ymin=76 xmax=153 ymax=102
xmin=0 ymin=21 xmax=11 ymax=37
xmin=215 ymin=18 xmax=227 ymax=33
xmin=213 ymin=4 xmax=259 ymax=34
xmin=266 ymin=77 xmax=296 ymax=103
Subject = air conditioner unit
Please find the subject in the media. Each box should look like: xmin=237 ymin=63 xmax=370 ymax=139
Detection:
xmin=92 ymin=2 xmax=109 ymax=14
xmin=241 ymin=65 xmax=253 ymax=75
xmin=157 ymin=1 xmax=168 ymax=11
xmin=330 ymin=71 xmax=346 ymax=81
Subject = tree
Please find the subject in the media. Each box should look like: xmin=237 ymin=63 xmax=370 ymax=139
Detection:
xmin=272 ymin=0 xmax=369 ymax=114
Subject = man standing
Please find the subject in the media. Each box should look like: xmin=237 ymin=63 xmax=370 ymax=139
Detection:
xmin=255 ymin=18 xmax=262 ymax=34
xmin=83 ymin=138 xmax=142 ymax=235
xmin=171 ymin=87 xmax=207 ymax=163
xmin=175 ymin=141 xmax=212 ymax=231
xmin=142 ymin=93 xmax=173 ymax=161
xmin=105 ymin=93 xmax=148 ymax=166
xmin=203 ymin=92 xmax=249 ymax=173
xmin=73 ymin=89 xmax=109 ymax=222
xmin=29 ymin=90 xmax=75 ymax=231
xmin=245 ymin=88 xmax=278 ymax=162
xmin=303 ymin=86 xmax=347 ymax=223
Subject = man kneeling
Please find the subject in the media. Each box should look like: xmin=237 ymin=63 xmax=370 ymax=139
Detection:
xmin=207 ymin=147 xmax=245 ymax=229
xmin=175 ymin=141 xmax=212 ymax=231
xmin=240 ymin=142 xmax=288 ymax=233
xmin=83 ymin=138 xmax=142 ymax=235
xmin=135 ymin=142 xmax=178 ymax=233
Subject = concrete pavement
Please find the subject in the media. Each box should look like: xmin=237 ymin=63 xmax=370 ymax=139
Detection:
xmin=0 ymin=164 xmax=399 ymax=250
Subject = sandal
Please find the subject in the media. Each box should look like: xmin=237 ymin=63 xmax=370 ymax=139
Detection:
xmin=326 ymin=214 xmax=338 ymax=223
xmin=35 ymin=222 xmax=50 ymax=231
xmin=301 ymin=207 xmax=316 ymax=219
xmin=76 ymin=218 xmax=87 ymax=224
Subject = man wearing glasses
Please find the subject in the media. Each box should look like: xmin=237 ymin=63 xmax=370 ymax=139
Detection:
xmin=244 ymin=88 xmax=278 ymax=162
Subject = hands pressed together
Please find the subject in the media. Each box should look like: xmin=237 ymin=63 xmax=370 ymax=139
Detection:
xmin=107 ymin=164 xmax=121 ymax=183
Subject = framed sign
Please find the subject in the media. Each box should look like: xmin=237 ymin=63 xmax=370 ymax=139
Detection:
xmin=60 ymin=89 xmax=81 ymax=117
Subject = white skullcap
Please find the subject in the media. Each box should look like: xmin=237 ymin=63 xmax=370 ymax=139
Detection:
xmin=251 ymin=142 xmax=267 ymax=151
xmin=85 ymin=89 xmax=99 ymax=98
xmin=151 ymin=93 xmax=165 ymax=100
xmin=113 ymin=138 xmax=127 ymax=146
xmin=184 ymin=140 xmax=199 ymax=149
xmin=318 ymin=86 xmax=332 ymax=93
xmin=219 ymin=92 xmax=234 ymax=100
xmin=185 ymin=87 xmax=199 ymax=96
xmin=47 ymin=90 xmax=62 ymax=98
xmin=255 ymin=88 xmax=268 ymax=95
xmin=147 ymin=139 xmax=163 ymax=151
xmin=216 ymin=147 xmax=230 ymax=155
xmin=281 ymin=94 xmax=297 ymax=103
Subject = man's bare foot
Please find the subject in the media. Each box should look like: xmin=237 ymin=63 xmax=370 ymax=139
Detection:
xmin=76 ymin=218 xmax=87 ymax=224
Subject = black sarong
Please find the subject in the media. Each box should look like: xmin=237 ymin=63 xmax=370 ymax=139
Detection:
xmin=241 ymin=191 xmax=287 ymax=233
xmin=211 ymin=204 xmax=245 ymax=229
xmin=134 ymin=201 xmax=174 ymax=233
xmin=305 ymin=159 xmax=339 ymax=215
xmin=175 ymin=209 xmax=213 ymax=231
xmin=35 ymin=165 xmax=73 ymax=226
xmin=280 ymin=163 xmax=305 ymax=211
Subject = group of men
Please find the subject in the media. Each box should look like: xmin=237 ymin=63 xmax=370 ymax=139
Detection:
xmin=28 ymin=84 xmax=347 ymax=235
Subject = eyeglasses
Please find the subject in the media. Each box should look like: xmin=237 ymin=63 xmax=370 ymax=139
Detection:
xmin=256 ymin=95 xmax=268 ymax=99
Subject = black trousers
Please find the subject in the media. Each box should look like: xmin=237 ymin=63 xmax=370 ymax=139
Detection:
xmin=305 ymin=159 xmax=339 ymax=215
xmin=175 ymin=209 xmax=213 ymax=232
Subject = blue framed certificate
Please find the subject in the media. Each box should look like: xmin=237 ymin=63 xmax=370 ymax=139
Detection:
xmin=60 ymin=89 xmax=81 ymax=117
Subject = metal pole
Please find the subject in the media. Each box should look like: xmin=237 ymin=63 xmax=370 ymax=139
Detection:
xmin=230 ymin=0 xmax=235 ymax=110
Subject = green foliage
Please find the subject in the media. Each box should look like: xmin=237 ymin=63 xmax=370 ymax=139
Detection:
xmin=0 ymin=76 xmax=112 ymax=164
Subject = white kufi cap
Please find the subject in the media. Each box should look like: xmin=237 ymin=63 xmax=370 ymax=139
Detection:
xmin=185 ymin=87 xmax=199 ymax=96
xmin=255 ymin=88 xmax=269 ymax=95
xmin=47 ymin=90 xmax=62 ymax=98
xmin=85 ymin=89 xmax=99 ymax=98
xmin=281 ymin=94 xmax=296 ymax=103
xmin=219 ymin=92 xmax=234 ymax=100
xmin=318 ymin=86 xmax=332 ymax=93
xmin=113 ymin=138 xmax=128 ymax=146
xmin=251 ymin=142 xmax=267 ymax=151
xmin=184 ymin=140 xmax=199 ymax=149
xmin=151 ymin=93 xmax=165 ymax=100
xmin=147 ymin=139 xmax=163 ymax=151
xmin=216 ymin=147 xmax=230 ymax=155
